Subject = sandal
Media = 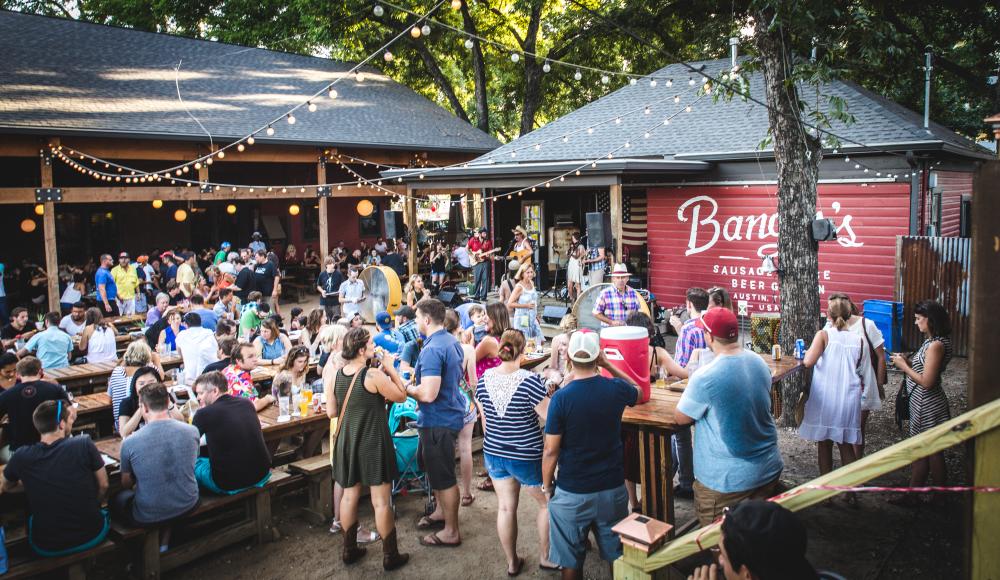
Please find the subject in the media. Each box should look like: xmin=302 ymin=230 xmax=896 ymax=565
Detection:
xmin=461 ymin=495 xmax=475 ymax=507
xmin=329 ymin=519 xmax=342 ymax=534
xmin=539 ymin=563 xmax=562 ymax=572
xmin=477 ymin=478 xmax=495 ymax=492
xmin=507 ymin=556 xmax=525 ymax=577
xmin=477 ymin=469 xmax=490 ymax=478
xmin=419 ymin=531 xmax=462 ymax=548
xmin=416 ymin=515 xmax=446 ymax=530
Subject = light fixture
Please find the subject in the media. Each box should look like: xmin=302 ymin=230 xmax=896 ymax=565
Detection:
xmin=152 ymin=199 xmax=163 ymax=209
xmin=451 ymin=0 xmax=461 ymax=9
xmin=410 ymin=26 xmax=421 ymax=38
xmin=356 ymin=199 xmax=374 ymax=216
xmin=20 ymin=219 xmax=36 ymax=233
xmin=194 ymin=162 xmax=202 ymax=170
xmin=226 ymin=204 xmax=237 ymax=215
xmin=543 ymin=62 xmax=551 ymax=73
xmin=288 ymin=204 xmax=300 ymax=216
xmin=761 ymin=254 xmax=783 ymax=276
xmin=328 ymin=88 xmax=338 ymax=99
xmin=174 ymin=209 xmax=187 ymax=222
xmin=674 ymin=95 xmax=680 ymax=103
xmin=384 ymin=51 xmax=393 ymax=62
xmin=511 ymin=53 xmax=520 ymax=63
xmin=266 ymin=125 xmax=275 ymax=136
xmin=308 ymin=101 xmax=317 ymax=112
xmin=217 ymin=151 xmax=225 ymax=159
xmin=464 ymin=39 xmax=474 ymax=49
xmin=237 ymin=143 xmax=245 ymax=152
xmin=34 ymin=204 xmax=44 ymax=216
xmin=629 ymin=78 xmax=637 ymax=85
xmin=421 ymin=24 xmax=431 ymax=36
xmin=205 ymin=158 xmax=213 ymax=165
xmin=688 ymin=77 xmax=695 ymax=85
xmin=373 ymin=4 xmax=384 ymax=16
xmin=650 ymin=79 xmax=657 ymax=87
xmin=601 ymin=75 xmax=609 ymax=84
xmin=247 ymin=136 xmax=255 ymax=145
xmin=287 ymin=114 xmax=296 ymax=125
xmin=574 ymin=71 xmax=582 ymax=81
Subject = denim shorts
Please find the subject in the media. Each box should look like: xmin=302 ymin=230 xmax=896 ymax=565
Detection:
xmin=548 ymin=486 xmax=628 ymax=569
xmin=483 ymin=452 xmax=542 ymax=487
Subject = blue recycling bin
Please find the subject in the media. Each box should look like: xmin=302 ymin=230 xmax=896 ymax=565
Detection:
xmin=862 ymin=299 xmax=904 ymax=359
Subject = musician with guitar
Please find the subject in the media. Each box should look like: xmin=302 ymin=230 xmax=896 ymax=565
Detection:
xmin=508 ymin=226 xmax=534 ymax=267
xmin=468 ymin=228 xmax=500 ymax=301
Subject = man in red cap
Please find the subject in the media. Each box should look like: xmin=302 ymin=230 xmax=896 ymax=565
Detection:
xmin=673 ymin=307 xmax=783 ymax=526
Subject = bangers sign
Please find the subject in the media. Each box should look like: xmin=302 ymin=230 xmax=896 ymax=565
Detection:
xmin=647 ymin=183 xmax=910 ymax=313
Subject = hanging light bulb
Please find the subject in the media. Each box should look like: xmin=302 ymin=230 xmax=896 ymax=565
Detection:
xmin=20 ymin=219 xmax=36 ymax=233
xmin=237 ymin=143 xmax=245 ymax=152
xmin=217 ymin=151 xmax=225 ymax=159
xmin=205 ymin=158 xmax=213 ymax=165
xmin=543 ymin=62 xmax=551 ymax=73
xmin=308 ymin=101 xmax=317 ymax=112
xmin=629 ymin=78 xmax=636 ymax=85
xmin=674 ymin=95 xmax=680 ymax=103
xmin=286 ymin=114 xmax=296 ymax=125
xmin=688 ymin=77 xmax=695 ymax=85
xmin=328 ymin=88 xmax=338 ymax=99
xmin=574 ymin=71 xmax=582 ymax=81
xmin=644 ymin=106 xmax=650 ymax=114
xmin=289 ymin=204 xmax=300 ymax=216
xmin=355 ymin=71 xmax=364 ymax=82
xmin=410 ymin=26 xmax=421 ymax=38
xmin=34 ymin=204 xmax=44 ymax=216
xmin=421 ymin=24 xmax=431 ymax=36
xmin=266 ymin=125 xmax=275 ymax=136
xmin=152 ymin=199 xmax=163 ymax=209
xmin=685 ymin=105 xmax=692 ymax=113
xmin=194 ymin=162 xmax=202 ymax=170
xmin=373 ymin=4 xmax=384 ymax=16
xmin=511 ymin=53 xmax=520 ymax=63
xmin=226 ymin=204 xmax=237 ymax=214
xmin=174 ymin=209 xmax=187 ymax=222
xmin=666 ymin=79 xmax=673 ymax=87
xmin=650 ymin=79 xmax=657 ymax=87
xmin=247 ymin=136 xmax=255 ymax=145
xmin=383 ymin=51 xmax=393 ymax=62
xmin=601 ymin=75 xmax=610 ymax=84
xmin=614 ymin=117 xmax=621 ymax=124
xmin=451 ymin=0 xmax=462 ymax=9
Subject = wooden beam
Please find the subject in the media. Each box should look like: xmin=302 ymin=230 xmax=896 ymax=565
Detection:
xmin=41 ymin=139 xmax=60 ymax=313
xmin=405 ymin=189 xmax=418 ymax=277
xmin=969 ymin=160 xmax=1000 ymax=578
xmin=609 ymin=183 xmax=624 ymax=262
xmin=0 ymin=185 xmax=406 ymax=204
xmin=317 ymin=156 xmax=329 ymax=259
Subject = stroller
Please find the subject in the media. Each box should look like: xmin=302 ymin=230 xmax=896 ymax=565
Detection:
xmin=388 ymin=398 xmax=434 ymax=515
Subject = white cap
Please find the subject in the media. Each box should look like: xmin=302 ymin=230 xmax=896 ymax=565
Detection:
xmin=568 ymin=330 xmax=600 ymax=363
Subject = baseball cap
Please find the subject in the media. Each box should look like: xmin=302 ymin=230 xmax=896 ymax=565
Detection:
xmin=220 ymin=241 xmax=231 ymax=249
xmin=394 ymin=305 xmax=416 ymax=319
xmin=118 ymin=252 xmax=130 ymax=259
xmin=721 ymin=501 xmax=817 ymax=579
xmin=136 ymin=255 xmax=148 ymax=264
xmin=568 ymin=330 xmax=600 ymax=363
xmin=375 ymin=311 xmax=392 ymax=330
xmin=479 ymin=227 xmax=488 ymax=233
xmin=697 ymin=307 xmax=738 ymax=340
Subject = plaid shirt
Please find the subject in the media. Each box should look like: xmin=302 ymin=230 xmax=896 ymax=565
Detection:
xmin=586 ymin=247 xmax=607 ymax=274
xmin=592 ymin=285 xmax=641 ymax=326
xmin=675 ymin=318 xmax=707 ymax=367
xmin=398 ymin=319 xmax=420 ymax=345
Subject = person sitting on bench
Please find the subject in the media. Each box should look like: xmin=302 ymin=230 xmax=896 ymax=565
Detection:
xmin=113 ymin=382 xmax=199 ymax=546
xmin=192 ymin=371 xmax=271 ymax=495
xmin=2 ymin=399 xmax=110 ymax=557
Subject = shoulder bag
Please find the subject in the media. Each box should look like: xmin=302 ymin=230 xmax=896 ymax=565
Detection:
xmin=332 ymin=369 xmax=363 ymax=444
xmin=894 ymin=375 xmax=913 ymax=432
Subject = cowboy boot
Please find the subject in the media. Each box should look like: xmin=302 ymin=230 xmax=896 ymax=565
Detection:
xmin=342 ymin=522 xmax=367 ymax=565
xmin=381 ymin=528 xmax=410 ymax=571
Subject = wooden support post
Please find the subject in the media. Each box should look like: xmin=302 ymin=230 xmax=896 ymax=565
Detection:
xmin=609 ymin=183 xmax=624 ymax=262
xmin=405 ymin=189 xmax=418 ymax=277
xmin=317 ymin=156 xmax=329 ymax=259
xmin=969 ymin=160 xmax=1000 ymax=578
xmin=41 ymin=139 xmax=60 ymax=313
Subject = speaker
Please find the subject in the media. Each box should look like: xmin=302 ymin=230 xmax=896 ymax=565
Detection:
xmin=437 ymin=290 xmax=465 ymax=307
xmin=383 ymin=210 xmax=405 ymax=239
xmin=811 ymin=218 xmax=837 ymax=242
xmin=586 ymin=212 xmax=612 ymax=249
xmin=542 ymin=305 xmax=569 ymax=325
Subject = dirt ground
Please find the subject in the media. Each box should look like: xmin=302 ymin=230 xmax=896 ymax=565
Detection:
xmin=96 ymin=306 xmax=969 ymax=580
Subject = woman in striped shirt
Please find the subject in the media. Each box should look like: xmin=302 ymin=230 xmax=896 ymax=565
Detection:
xmin=891 ymin=300 xmax=953 ymax=502
xmin=475 ymin=329 xmax=559 ymax=575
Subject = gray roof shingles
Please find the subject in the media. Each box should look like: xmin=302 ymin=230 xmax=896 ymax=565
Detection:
xmin=0 ymin=10 xmax=500 ymax=153
xmin=469 ymin=57 xmax=986 ymax=165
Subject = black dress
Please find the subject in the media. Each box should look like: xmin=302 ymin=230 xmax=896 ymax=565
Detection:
xmin=331 ymin=367 xmax=398 ymax=487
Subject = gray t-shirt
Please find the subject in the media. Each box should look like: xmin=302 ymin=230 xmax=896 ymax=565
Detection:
xmin=119 ymin=419 xmax=200 ymax=524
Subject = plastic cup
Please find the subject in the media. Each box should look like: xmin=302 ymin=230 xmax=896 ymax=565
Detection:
xmin=298 ymin=400 xmax=309 ymax=417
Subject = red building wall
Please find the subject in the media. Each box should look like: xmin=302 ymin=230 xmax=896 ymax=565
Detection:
xmin=647 ymin=183 xmax=910 ymax=313
xmin=935 ymin=170 xmax=973 ymax=237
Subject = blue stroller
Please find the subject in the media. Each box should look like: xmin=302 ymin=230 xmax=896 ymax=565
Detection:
xmin=388 ymin=398 xmax=434 ymax=515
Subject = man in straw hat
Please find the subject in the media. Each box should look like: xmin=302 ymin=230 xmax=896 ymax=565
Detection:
xmin=592 ymin=263 xmax=641 ymax=327
xmin=509 ymin=225 xmax=534 ymax=266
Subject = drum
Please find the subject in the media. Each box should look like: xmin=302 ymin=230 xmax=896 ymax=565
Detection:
xmin=360 ymin=266 xmax=402 ymax=324
xmin=573 ymin=283 xmax=650 ymax=331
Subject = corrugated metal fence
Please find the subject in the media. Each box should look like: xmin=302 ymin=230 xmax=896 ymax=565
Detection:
xmin=895 ymin=236 xmax=971 ymax=356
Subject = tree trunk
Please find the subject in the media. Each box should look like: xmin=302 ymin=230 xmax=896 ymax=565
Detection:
xmin=459 ymin=2 xmax=490 ymax=133
xmin=518 ymin=0 xmax=545 ymax=136
xmin=753 ymin=23 xmax=823 ymax=427
xmin=409 ymin=39 xmax=472 ymax=124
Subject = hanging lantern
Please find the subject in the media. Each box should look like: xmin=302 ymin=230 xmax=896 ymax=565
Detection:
xmin=33 ymin=204 xmax=44 ymax=216
xmin=152 ymin=199 xmax=163 ymax=209
xmin=288 ymin=204 xmax=301 ymax=216
xmin=174 ymin=209 xmax=187 ymax=222
xmin=226 ymin=204 xmax=237 ymax=215
xmin=356 ymin=199 xmax=374 ymax=216
xmin=20 ymin=219 xmax=36 ymax=233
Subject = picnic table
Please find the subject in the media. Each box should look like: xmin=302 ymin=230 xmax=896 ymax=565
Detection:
xmin=108 ymin=314 xmax=145 ymax=332
xmin=622 ymin=353 xmax=803 ymax=531
xmin=44 ymin=353 xmax=182 ymax=394
xmin=521 ymin=348 xmax=551 ymax=370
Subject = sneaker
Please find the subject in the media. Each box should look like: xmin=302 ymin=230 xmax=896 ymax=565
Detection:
xmin=329 ymin=519 xmax=343 ymax=534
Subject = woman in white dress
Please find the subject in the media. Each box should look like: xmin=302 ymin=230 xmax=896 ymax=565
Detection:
xmin=799 ymin=296 xmax=866 ymax=485
xmin=565 ymin=234 xmax=584 ymax=301
xmin=506 ymin=263 xmax=544 ymax=345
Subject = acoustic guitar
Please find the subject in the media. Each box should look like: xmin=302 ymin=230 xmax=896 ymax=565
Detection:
xmin=469 ymin=247 xmax=501 ymax=266
xmin=508 ymin=247 xmax=534 ymax=266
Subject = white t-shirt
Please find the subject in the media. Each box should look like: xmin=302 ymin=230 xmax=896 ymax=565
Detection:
xmin=60 ymin=284 xmax=82 ymax=304
xmin=453 ymin=247 xmax=471 ymax=268
xmin=59 ymin=314 xmax=86 ymax=337
xmin=338 ymin=279 xmax=366 ymax=317
xmin=175 ymin=326 xmax=219 ymax=385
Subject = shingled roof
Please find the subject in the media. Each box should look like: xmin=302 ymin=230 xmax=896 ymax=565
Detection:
xmin=463 ymin=57 xmax=989 ymax=166
xmin=0 ymin=10 xmax=500 ymax=153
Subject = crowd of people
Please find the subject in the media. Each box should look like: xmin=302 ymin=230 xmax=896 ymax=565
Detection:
xmin=0 ymin=224 xmax=959 ymax=578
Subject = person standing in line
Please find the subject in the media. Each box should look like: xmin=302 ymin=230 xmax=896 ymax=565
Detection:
xmin=111 ymin=252 xmax=140 ymax=316
xmin=674 ymin=308 xmax=784 ymax=526
xmin=405 ymin=299 xmax=466 ymax=548
xmin=891 ymin=300 xmax=953 ymax=504
xmin=666 ymin=286 xmax=710 ymax=500
xmin=542 ymin=331 xmax=641 ymax=579
xmin=798 ymin=296 xmax=865 ymax=499
xmin=338 ymin=266 xmax=367 ymax=320
xmin=476 ymin=329 xmax=559 ymax=575
xmin=95 ymin=254 xmax=119 ymax=316
xmin=330 ymin=328 xmax=410 ymax=570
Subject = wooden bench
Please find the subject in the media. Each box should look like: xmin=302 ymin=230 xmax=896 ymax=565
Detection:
xmin=110 ymin=470 xmax=293 ymax=580
xmin=2 ymin=526 xmax=117 ymax=580
xmin=288 ymin=454 xmax=331 ymax=525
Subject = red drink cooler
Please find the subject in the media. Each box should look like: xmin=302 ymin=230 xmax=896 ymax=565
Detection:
xmin=600 ymin=326 xmax=651 ymax=403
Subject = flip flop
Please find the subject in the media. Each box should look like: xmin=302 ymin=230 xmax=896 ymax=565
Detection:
xmin=507 ymin=556 xmax=525 ymax=577
xmin=461 ymin=495 xmax=475 ymax=507
xmin=539 ymin=563 xmax=563 ymax=572
xmin=419 ymin=532 xmax=462 ymax=548
xmin=477 ymin=478 xmax=495 ymax=492
xmin=416 ymin=515 xmax=446 ymax=530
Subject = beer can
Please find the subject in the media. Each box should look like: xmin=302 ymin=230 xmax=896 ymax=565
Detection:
xmin=771 ymin=344 xmax=782 ymax=360
xmin=794 ymin=338 xmax=806 ymax=360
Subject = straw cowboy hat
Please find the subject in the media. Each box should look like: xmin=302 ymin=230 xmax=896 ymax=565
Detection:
xmin=512 ymin=225 xmax=529 ymax=237
xmin=609 ymin=263 xmax=631 ymax=277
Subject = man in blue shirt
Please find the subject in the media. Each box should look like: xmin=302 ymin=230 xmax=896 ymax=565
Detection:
xmin=95 ymin=254 xmax=118 ymax=316
xmin=188 ymin=294 xmax=218 ymax=332
xmin=674 ymin=307 xmax=783 ymax=526
xmin=542 ymin=330 xmax=640 ymax=577
xmin=405 ymin=299 xmax=466 ymax=548
xmin=18 ymin=312 xmax=73 ymax=370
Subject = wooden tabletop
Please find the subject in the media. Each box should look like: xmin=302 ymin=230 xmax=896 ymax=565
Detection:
xmin=521 ymin=349 xmax=551 ymax=370
xmin=75 ymin=392 xmax=111 ymax=417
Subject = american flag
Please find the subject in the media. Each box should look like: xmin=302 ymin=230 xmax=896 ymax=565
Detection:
xmin=622 ymin=193 xmax=647 ymax=248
